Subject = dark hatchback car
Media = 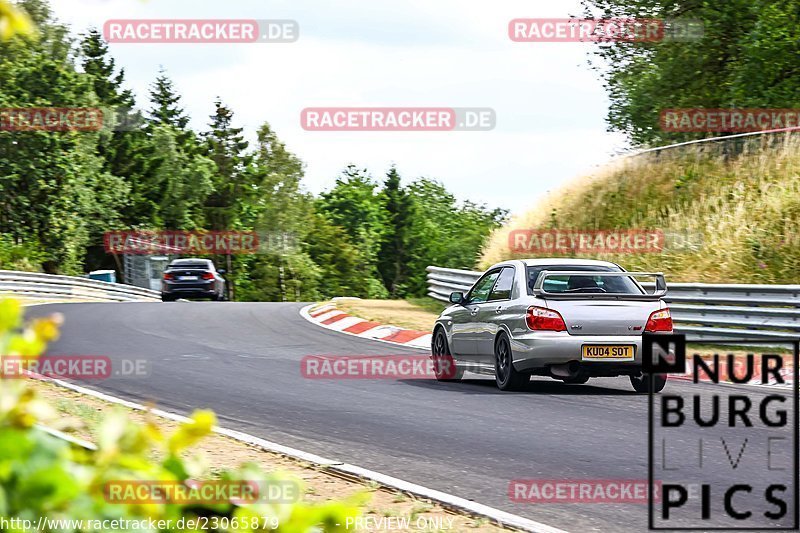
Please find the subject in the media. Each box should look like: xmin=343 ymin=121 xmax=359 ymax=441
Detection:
xmin=161 ymin=258 xmax=226 ymax=301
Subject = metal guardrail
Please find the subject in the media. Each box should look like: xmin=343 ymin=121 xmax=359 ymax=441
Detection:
xmin=0 ymin=270 xmax=160 ymax=302
xmin=427 ymin=266 xmax=800 ymax=341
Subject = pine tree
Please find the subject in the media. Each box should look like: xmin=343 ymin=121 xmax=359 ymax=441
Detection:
xmin=201 ymin=100 xmax=251 ymax=300
xmin=378 ymin=166 xmax=411 ymax=296
xmin=202 ymin=99 xmax=250 ymax=229
xmin=79 ymin=28 xmax=155 ymax=230
xmin=80 ymin=28 xmax=133 ymax=107
xmin=148 ymin=68 xmax=190 ymax=130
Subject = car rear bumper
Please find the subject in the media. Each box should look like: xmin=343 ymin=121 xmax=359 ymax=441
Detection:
xmin=510 ymin=331 xmax=646 ymax=372
xmin=162 ymin=290 xmax=217 ymax=296
xmin=162 ymin=280 xmax=217 ymax=297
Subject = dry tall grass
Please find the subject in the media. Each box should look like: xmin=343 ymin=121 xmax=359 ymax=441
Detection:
xmin=480 ymin=134 xmax=800 ymax=283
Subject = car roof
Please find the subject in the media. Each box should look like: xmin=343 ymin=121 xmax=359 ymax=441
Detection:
xmin=169 ymin=258 xmax=211 ymax=265
xmin=490 ymin=258 xmax=621 ymax=269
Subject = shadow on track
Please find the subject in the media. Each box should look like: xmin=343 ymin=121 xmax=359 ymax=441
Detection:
xmin=398 ymin=377 xmax=638 ymax=395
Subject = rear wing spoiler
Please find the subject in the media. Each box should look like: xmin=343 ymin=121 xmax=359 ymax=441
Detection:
xmin=532 ymin=270 xmax=668 ymax=301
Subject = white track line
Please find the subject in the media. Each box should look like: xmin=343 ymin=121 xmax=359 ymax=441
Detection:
xmin=34 ymin=375 xmax=567 ymax=533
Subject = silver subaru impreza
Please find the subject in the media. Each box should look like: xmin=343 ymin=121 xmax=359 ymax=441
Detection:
xmin=431 ymin=259 xmax=672 ymax=392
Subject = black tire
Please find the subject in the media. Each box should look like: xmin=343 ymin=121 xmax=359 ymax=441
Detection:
xmin=494 ymin=333 xmax=529 ymax=391
xmin=562 ymin=374 xmax=590 ymax=384
xmin=630 ymin=373 xmax=667 ymax=393
xmin=161 ymin=294 xmax=174 ymax=302
xmin=431 ymin=328 xmax=463 ymax=381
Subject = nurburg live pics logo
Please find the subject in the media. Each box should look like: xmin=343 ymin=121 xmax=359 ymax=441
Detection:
xmin=643 ymin=333 xmax=799 ymax=530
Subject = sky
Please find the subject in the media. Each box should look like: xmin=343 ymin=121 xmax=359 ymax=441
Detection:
xmin=50 ymin=0 xmax=630 ymax=215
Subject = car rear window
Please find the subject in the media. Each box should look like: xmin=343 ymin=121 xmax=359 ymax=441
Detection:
xmin=526 ymin=265 xmax=644 ymax=295
xmin=168 ymin=262 xmax=209 ymax=270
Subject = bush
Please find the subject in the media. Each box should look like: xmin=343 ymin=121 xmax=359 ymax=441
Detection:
xmin=0 ymin=235 xmax=47 ymax=272
xmin=0 ymin=298 xmax=363 ymax=531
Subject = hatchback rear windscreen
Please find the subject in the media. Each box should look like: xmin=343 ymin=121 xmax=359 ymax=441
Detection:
xmin=525 ymin=265 xmax=644 ymax=295
xmin=168 ymin=263 xmax=209 ymax=270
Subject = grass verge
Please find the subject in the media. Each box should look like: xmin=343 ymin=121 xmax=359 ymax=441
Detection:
xmin=480 ymin=134 xmax=800 ymax=283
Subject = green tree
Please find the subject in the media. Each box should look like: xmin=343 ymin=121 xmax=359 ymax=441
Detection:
xmin=244 ymin=122 xmax=309 ymax=230
xmin=235 ymin=122 xmax=320 ymax=302
xmin=317 ymin=166 xmax=388 ymax=297
xmin=80 ymin=28 xmax=131 ymax=106
xmin=0 ymin=0 xmax=127 ymax=273
xmin=200 ymin=100 xmax=252 ymax=299
xmin=79 ymin=27 xmax=156 ymax=274
xmin=303 ymin=212 xmax=373 ymax=299
xmin=203 ymin=99 xmax=250 ymax=230
xmin=377 ymin=166 xmax=411 ymax=296
xmin=582 ymin=0 xmax=800 ymax=145
xmin=403 ymin=178 xmax=507 ymax=295
xmin=152 ymin=125 xmax=215 ymax=229
xmin=148 ymin=67 xmax=190 ymax=130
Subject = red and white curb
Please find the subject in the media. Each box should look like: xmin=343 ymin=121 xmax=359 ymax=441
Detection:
xmin=301 ymin=301 xmax=432 ymax=349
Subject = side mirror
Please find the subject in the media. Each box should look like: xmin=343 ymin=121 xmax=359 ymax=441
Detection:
xmin=449 ymin=291 xmax=465 ymax=305
xmin=218 ymin=269 xmax=226 ymax=275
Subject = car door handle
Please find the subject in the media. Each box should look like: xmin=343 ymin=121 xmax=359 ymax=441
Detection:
xmin=469 ymin=307 xmax=479 ymax=316
xmin=494 ymin=306 xmax=503 ymax=314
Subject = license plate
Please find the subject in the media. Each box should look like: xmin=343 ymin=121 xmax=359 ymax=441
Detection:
xmin=582 ymin=345 xmax=634 ymax=360
xmin=178 ymin=276 xmax=198 ymax=281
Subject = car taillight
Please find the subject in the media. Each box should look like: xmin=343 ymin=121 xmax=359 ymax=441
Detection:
xmin=526 ymin=306 xmax=567 ymax=332
xmin=645 ymin=308 xmax=673 ymax=332
xmin=163 ymin=273 xmax=174 ymax=280
xmin=202 ymin=272 xmax=214 ymax=280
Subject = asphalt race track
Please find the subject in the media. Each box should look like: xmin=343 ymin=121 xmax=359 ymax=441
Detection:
xmin=28 ymin=302 xmax=797 ymax=532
